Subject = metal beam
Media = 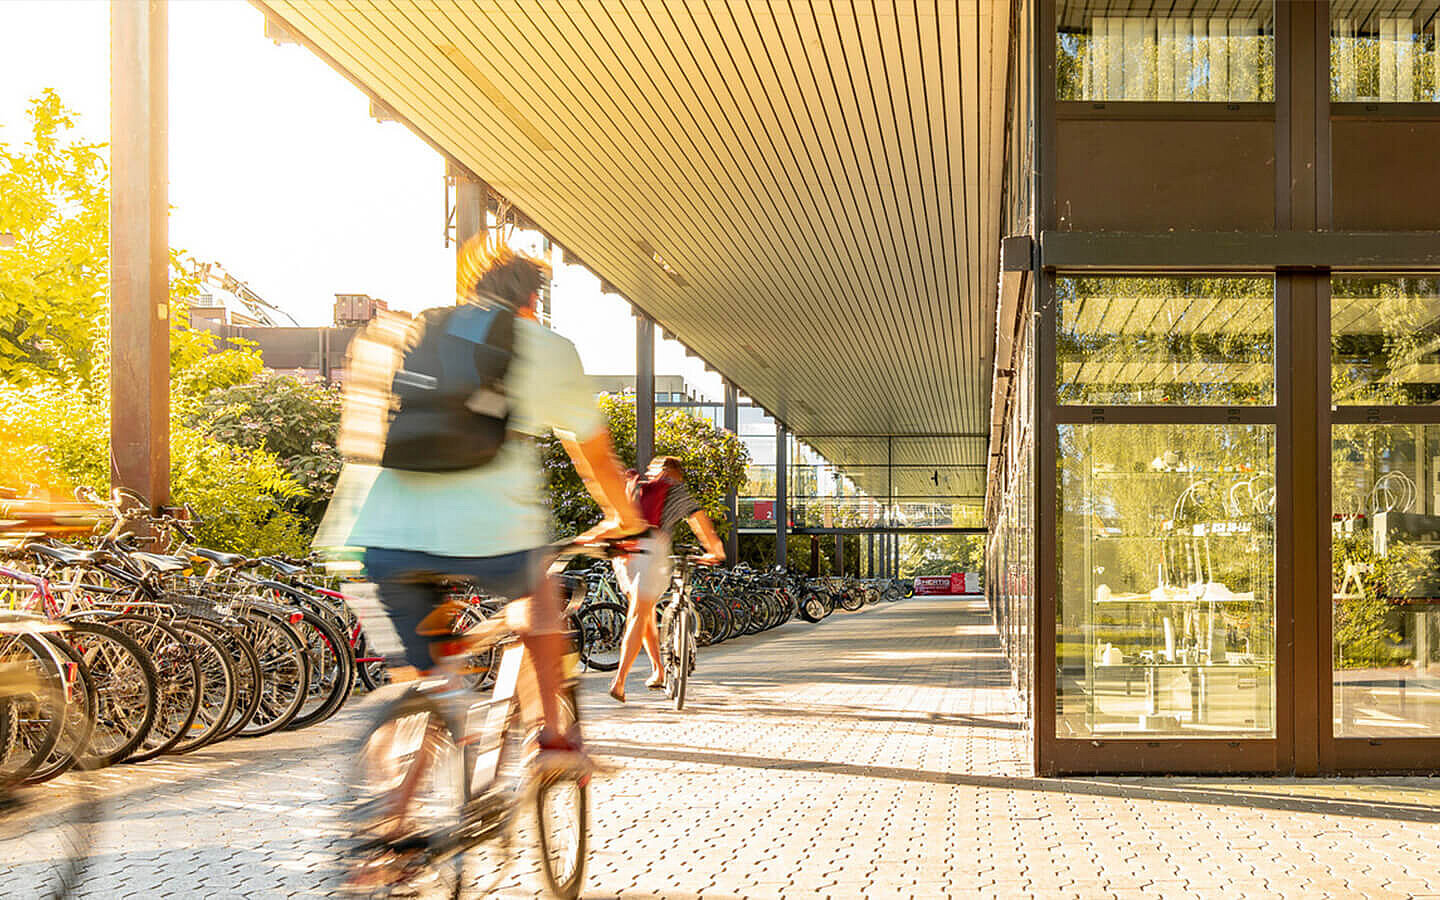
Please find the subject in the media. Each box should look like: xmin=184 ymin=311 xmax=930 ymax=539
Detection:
xmin=723 ymin=380 xmax=739 ymax=565
xmin=1041 ymin=230 xmax=1440 ymax=271
xmin=635 ymin=314 xmax=655 ymax=469
xmin=867 ymin=534 xmax=874 ymax=577
xmin=835 ymin=532 xmax=845 ymax=576
xmin=775 ymin=423 xmax=788 ymax=569
xmin=110 ymin=0 xmax=170 ymax=510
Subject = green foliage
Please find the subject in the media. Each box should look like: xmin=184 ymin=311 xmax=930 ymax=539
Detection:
xmin=0 ymin=91 xmax=311 ymax=556
xmin=189 ymin=373 xmax=342 ymax=525
xmin=538 ymin=394 xmax=750 ymax=544
xmin=901 ymin=534 xmax=985 ymax=578
xmin=1331 ymin=533 xmax=1415 ymax=669
xmin=0 ymin=90 xmax=108 ymax=384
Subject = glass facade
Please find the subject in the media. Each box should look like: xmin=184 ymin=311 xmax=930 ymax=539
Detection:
xmin=1332 ymin=274 xmax=1440 ymax=738
xmin=1058 ymin=424 xmax=1277 ymax=737
xmin=1057 ymin=1 xmax=1275 ymax=102
xmin=1057 ymin=276 xmax=1275 ymax=406
xmin=1332 ymin=424 xmax=1440 ymax=737
xmin=1331 ymin=1 xmax=1440 ymax=102
xmin=1332 ymin=275 xmax=1440 ymax=405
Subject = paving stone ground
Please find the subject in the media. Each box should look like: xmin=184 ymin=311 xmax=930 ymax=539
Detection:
xmin=2 ymin=596 xmax=1439 ymax=898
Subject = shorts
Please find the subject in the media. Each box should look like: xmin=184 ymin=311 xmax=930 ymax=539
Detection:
xmin=612 ymin=532 xmax=673 ymax=601
xmin=363 ymin=546 xmax=559 ymax=670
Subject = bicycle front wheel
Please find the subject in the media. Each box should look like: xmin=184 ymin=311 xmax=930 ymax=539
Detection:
xmin=534 ymin=767 xmax=588 ymax=900
xmin=675 ymin=609 xmax=696 ymax=711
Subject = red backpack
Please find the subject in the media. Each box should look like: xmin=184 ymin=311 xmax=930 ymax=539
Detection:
xmin=626 ymin=470 xmax=672 ymax=529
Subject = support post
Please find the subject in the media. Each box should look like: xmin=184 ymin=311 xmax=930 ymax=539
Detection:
xmin=867 ymin=533 xmax=875 ymax=577
xmin=635 ymin=314 xmax=655 ymax=469
xmin=110 ymin=0 xmax=170 ymax=510
xmin=453 ymin=164 xmax=486 ymax=248
xmin=836 ymin=533 xmax=845 ymax=576
xmin=775 ymin=423 xmax=788 ymax=569
xmin=723 ymin=380 xmax=739 ymax=565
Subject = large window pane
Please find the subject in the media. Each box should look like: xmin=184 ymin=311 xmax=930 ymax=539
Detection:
xmin=1332 ymin=275 xmax=1440 ymax=405
xmin=1333 ymin=424 xmax=1440 ymax=737
xmin=1058 ymin=424 xmax=1276 ymax=738
xmin=1057 ymin=276 xmax=1275 ymax=405
xmin=1057 ymin=2 xmax=1275 ymax=101
xmin=1331 ymin=2 xmax=1439 ymax=102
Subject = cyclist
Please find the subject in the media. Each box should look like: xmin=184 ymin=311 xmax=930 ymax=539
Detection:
xmin=318 ymin=236 xmax=648 ymax=767
xmin=608 ymin=456 xmax=724 ymax=701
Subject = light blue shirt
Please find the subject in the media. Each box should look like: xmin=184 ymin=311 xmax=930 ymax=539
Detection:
xmin=316 ymin=318 xmax=604 ymax=558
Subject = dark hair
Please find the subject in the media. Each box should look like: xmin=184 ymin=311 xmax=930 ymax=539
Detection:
xmin=473 ymin=249 xmax=546 ymax=308
xmin=456 ymin=236 xmax=550 ymax=308
xmin=658 ymin=456 xmax=685 ymax=479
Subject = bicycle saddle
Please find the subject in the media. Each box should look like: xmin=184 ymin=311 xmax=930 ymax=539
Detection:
xmin=130 ymin=552 xmax=190 ymax=573
xmin=27 ymin=543 xmax=103 ymax=566
xmin=259 ymin=556 xmax=305 ymax=577
xmin=191 ymin=547 xmax=249 ymax=568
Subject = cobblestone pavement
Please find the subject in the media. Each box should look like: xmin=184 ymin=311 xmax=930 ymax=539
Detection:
xmin=3 ymin=596 xmax=1439 ymax=898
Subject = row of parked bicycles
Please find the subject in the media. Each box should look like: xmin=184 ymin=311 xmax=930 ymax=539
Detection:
xmin=565 ymin=560 xmax=914 ymax=672
xmin=0 ymin=486 xmax=915 ymax=794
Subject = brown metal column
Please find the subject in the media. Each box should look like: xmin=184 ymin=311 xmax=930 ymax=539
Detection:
xmin=1276 ymin=0 xmax=1330 ymax=776
xmin=110 ymin=0 xmax=170 ymax=509
xmin=723 ymin=380 xmax=739 ymax=565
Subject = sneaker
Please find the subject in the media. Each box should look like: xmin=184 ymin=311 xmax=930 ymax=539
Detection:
xmin=529 ymin=731 xmax=594 ymax=778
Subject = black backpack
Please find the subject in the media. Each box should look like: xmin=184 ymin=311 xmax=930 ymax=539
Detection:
xmin=379 ymin=299 xmax=515 ymax=472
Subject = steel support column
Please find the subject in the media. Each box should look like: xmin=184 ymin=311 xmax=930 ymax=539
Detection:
xmin=110 ymin=0 xmax=170 ymax=509
xmin=775 ymin=423 xmax=788 ymax=569
xmin=635 ymin=314 xmax=655 ymax=469
xmin=835 ymin=533 xmax=845 ymax=576
xmin=452 ymin=164 xmax=486 ymax=248
xmin=723 ymin=380 xmax=739 ymax=565
xmin=867 ymin=534 xmax=875 ymax=577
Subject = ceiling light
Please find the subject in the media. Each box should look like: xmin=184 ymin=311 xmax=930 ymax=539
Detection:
xmin=634 ymin=239 xmax=687 ymax=288
xmin=437 ymin=44 xmax=553 ymax=151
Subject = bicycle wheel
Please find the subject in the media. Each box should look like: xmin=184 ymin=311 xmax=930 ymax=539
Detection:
xmin=27 ymin=635 xmax=98 ymax=784
xmin=110 ymin=617 xmax=202 ymax=762
xmin=65 ymin=620 xmax=159 ymax=768
xmin=342 ymin=690 xmax=464 ymax=899
xmin=673 ymin=609 xmax=694 ymax=712
xmin=286 ymin=610 xmax=354 ymax=731
xmin=211 ymin=621 xmax=262 ymax=744
xmin=0 ymin=633 xmax=67 ymax=783
xmin=534 ymin=683 xmax=588 ymax=900
xmin=238 ymin=609 xmax=309 ymax=737
xmin=840 ymin=591 xmax=864 ymax=612
xmin=575 ymin=602 xmax=625 ymax=672
xmin=168 ymin=621 xmax=237 ymax=754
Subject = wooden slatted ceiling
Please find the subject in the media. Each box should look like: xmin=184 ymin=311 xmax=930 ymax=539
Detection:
xmin=260 ymin=0 xmax=1011 ymax=490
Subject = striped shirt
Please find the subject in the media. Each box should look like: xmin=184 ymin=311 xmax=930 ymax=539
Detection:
xmin=657 ymin=478 xmax=701 ymax=534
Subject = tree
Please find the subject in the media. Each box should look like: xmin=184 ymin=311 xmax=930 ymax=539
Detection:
xmin=189 ymin=374 xmax=343 ymax=527
xmin=901 ymin=533 xmax=985 ymax=578
xmin=538 ymin=394 xmax=749 ymax=546
xmin=0 ymin=90 xmax=109 ymax=384
xmin=0 ymin=91 xmax=311 ymax=555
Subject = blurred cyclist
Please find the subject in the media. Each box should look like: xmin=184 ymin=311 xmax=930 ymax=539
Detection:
xmin=318 ymin=235 xmax=647 ymax=763
xmin=608 ymin=456 xmax=724 ymax=701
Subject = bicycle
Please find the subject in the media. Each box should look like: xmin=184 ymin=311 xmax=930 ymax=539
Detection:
xmin=658 ymin=554 xmax=714 ymax=711
xmin=339 ymin=536 xmax=634 ymax=899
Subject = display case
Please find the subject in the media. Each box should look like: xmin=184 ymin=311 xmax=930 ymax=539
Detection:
xmin=1058 ymin=425 xmax=1277 ymax=739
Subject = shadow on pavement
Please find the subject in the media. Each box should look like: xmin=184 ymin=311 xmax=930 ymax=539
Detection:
xmin=590 ymin=742 xmax=1440 ymax=824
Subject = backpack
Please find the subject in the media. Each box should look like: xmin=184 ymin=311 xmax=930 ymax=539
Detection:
xmin=626 ymin=471 xmax=673 ymax=529
xmin=340 ymin=299 xmax=515 ymax=472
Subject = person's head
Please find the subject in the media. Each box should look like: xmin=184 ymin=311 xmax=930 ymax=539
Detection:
xmin=647 ymin=455 xmax=685 ymax=482
xmin=455 ymin=234 xmax=551 ymax=311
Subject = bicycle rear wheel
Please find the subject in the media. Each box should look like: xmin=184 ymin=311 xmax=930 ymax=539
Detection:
xmin=575 ymin=602 xmax=625 ymax=672
xmin=65 ymin=620 xmax=159 ymax=769
xmin=342 ymin=690 xmax=464 ymax=899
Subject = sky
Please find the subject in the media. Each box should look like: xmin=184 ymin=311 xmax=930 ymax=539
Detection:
xmin=0 ymin=0 xmax=725 ymax=401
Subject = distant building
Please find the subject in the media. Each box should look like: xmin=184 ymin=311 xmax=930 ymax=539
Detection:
xmin=592 ymin=374 xmax=698 ymax=403
xmin=333 ymin=293 xmax=388 ymax=326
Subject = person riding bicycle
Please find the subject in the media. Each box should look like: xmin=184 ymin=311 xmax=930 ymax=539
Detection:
xmin=318 ymin=236 xmax=648 ymax=766
xmin=608 ymin=456 xmax=724 ymax=701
